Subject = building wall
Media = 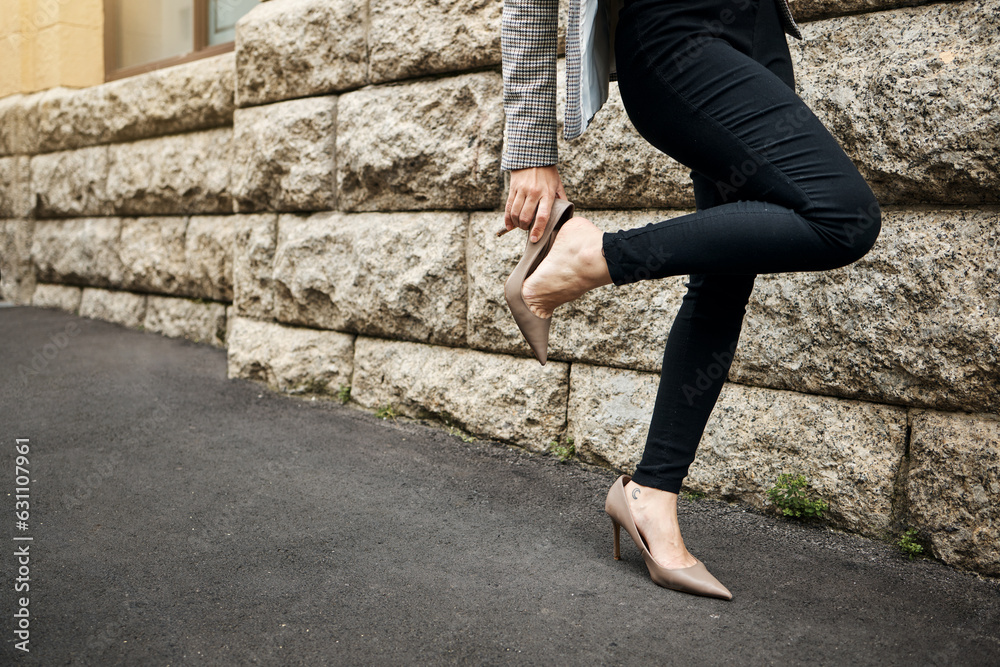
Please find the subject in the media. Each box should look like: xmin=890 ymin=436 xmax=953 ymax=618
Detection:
xmin=1 ymin=0 xmax=998 ymax=575
xmin=0 ymin=0 xmax=104 ymax=96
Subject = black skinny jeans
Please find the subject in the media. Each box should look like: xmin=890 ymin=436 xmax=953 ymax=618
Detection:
xmin=604 ymin=0 xmax=881 ymax=493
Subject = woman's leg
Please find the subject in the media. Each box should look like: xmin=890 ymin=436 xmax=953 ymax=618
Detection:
xmin=625 ymin=175 xmax=755 ymax=569
xmin=524 ymin=0 xmax=881 ymax=569
xmin=602 ymin=0 xmax=881 ymax=283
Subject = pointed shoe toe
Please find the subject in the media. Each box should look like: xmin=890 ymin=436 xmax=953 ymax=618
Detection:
xmin=503 ymin=199 xmax=575 ymax=365
xmin=605 ymin=475 xmax=733 ymax=601
xmin=644 ymin=556 xmax=733 ymax=600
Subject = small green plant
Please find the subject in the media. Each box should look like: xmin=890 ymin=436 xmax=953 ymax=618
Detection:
xmin=447 ymin=425 xmax=476 ymax=443
xmin=375 ymin=404 xmax=397 ymax=420
xmin=336 ymin=384 xmax=351 ymax=404
xmin=442 ymin=418 xmax=476 ymax=443
xmin=897 ymin=528 xmax=925 ymax=560
xmin=682 ymin=490 xmax=706 ymax=501
xmin=766 ymin=474 xmax=828 ymax=520
xmin=549 ymin=436 xmax=575 ymax=462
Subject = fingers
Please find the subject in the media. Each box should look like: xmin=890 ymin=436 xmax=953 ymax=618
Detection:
xmin=503 ymin=166 xmax=564 ymax=240
xmin=531 ymin=197 xmax=552 ymax=243
xmin=505 ymin=189 xmax=527 ymax=231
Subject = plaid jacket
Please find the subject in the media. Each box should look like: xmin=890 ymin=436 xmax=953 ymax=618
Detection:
xmin=501 ymin=0 xmax=802 ymax=171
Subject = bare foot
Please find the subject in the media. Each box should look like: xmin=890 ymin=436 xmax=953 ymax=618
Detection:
xmin=521 ymin=217 xmax=612 ymax=318
xmin=624 ymin=480 xmax=699 ymax=570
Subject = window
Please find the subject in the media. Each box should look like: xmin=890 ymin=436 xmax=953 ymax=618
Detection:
xmin=104 ymin=0 xmax=259 ymax=81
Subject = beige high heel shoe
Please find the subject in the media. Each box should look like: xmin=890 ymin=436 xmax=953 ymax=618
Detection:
xmin=605 ymin=475 xmax=733 ymax=600
xmin=501 ymin=198 xmax=575 ymax=365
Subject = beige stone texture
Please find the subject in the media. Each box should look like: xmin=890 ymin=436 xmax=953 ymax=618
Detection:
xmin=555 ymin=64 xmax=695 ymax=209
xmin=792 ymin=1 xmax=1000 ymax=204
xmin=32 ymin=23 xmax=103 ymax=90
xmin=227 ymin=316 xmax=354 ymax=395
xmin=232 ymin=96 xmax=337 ymax=212
xmin=731 ymin=209 xmax=1000 ymax=414
xmin=29 ymin=145 xmax=110 ymax=217
xmin=0 ymin=155 xmax=30 ymax=217
xmin=369 ymin=0 xmax=502 ymax=82
xmin=33 ymin=53 xmax=235 ymax=153
xmin=566 ymin=363 xmax=661 ymax=471
xmin=105 ymin=128 xmax=234 ymax=215
xmin=24 ymin=0 xmax=103 ymax=29
xmin=143 ymin=295 xmax=228 ymax=347
xmin=233 ymin=213 xmax=278 ymax=319
xmin=30 ymin=215 xmax=234 ymax=301
xmin=78 ymin=288 xmax=147 ymax=328
xmin=0 ymin=218 xmax=35 ymax=303
xmin=352 ymin=337 xmax=569 ymax=449
xmin=272 ymin=211 xmax=468 ymax=345
xmin=0 ymin=37 xmax=22 ymax=100
xmin=118 ymin=217 xmax=189 ymax=295
xmin=336 ymin=72 xmax=504 ymax=211
xmin=185 ymin=215 xmax=236 ymax=302
xmin=907 ymin=410 xmax=1000 ymax=576
xmin=31 ymin=283 xmax=82 ymax=312
xmin=31 ymin=217 xmax=123 ymax=287
xmin=235 ymin=0 xmax=368 ymax=107
xmin=568 ymin=364 xmax=907 ymax=534
xmin=467 ymin=209 xmax=689 ymax=369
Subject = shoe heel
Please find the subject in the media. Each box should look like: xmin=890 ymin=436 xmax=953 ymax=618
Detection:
xmin=612 ymin=519 xmax=621 ymax=560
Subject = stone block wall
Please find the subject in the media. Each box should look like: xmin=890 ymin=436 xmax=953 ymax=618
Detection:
xmin=1 ymin=0 xmax=997 ymax=576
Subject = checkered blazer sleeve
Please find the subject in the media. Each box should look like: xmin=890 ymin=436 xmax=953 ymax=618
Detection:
xmin=501 ymin=0 xmax=559 ymax=171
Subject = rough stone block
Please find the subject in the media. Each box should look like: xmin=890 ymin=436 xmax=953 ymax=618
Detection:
xmin=31 ymin=283 xmax=82 ymax=312
xmin=0 ymin=155 xmax=30 ymax=217
xmin=144 ymin=295 xmax=228 ymax=347
xmin=793 ymin=1 xmax=1000 ymax=204
xmin=730 ymin=209 xmax=1000 ymax=413
xmin=467 ymin=209 xmax=687 ymax=370
xmin=555 ymin=63 xmax=695 ymax=209
xmin=0 ymin=219 xmax=36 ymax=304
xmin=568 ymin=364 xmax=907 ymax=534
xmin=29 ymin=145 xmax=110 ymax=217
xmin=566 ymin=363 xmax=661 ymax=471
xmin=337 ymin=72 xmax=504 ymax=211
xmin=233 ymin=96 xmax=336 ymax=212
xmin=352 ymin=337 xmax=569 ymax=449
xmin=227 ymin=316 xmax=354 ymax=395
xmin=31 ymin=218 xmax=124 ymax=287
xmin=32 ymin=52 xmax=235 ymax=152
xmin=907 ymin=410 xmax=1000 ymax=576
xmin=272 ymin=211 xmax=468 ymax=345
xmin=235 ymin=0 xmax=368 ymax=107
xmin=105 ymin=128 xmax=233 ymax=215
xmin=369 ymin=0 xmax=502 ymax=82
xmin=0 ymin=92 xmax=36 ymax=156
xmin=793 ymin=0 xmax=929 ymax=22
xmin=233 ymin=213 xmax=278 ymax=319
xmin=688 ymin=384 xmax=908 ymax=535
xmin=185 ymin=215 xmax=236 ymax=302
xmin=78 ymin=288 xmax=147 ymax=328
xmin=118 ymin=216 xmax=189 ymax=294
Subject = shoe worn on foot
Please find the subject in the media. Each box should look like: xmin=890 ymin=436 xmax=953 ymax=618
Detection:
xmin=605 ymin=475 xmax=733 ymax=600
xmin=502 ymin=198 xmax=575 ymax=365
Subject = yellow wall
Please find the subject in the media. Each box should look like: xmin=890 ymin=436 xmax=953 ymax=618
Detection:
xmin=0 ymin=0 xmax=104 ymax=97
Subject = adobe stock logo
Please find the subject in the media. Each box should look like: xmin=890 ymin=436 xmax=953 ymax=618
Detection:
xmin=681 ymin=339 xmax=740 ymax=405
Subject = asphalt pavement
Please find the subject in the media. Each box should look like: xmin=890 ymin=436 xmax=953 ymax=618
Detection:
xmin=1 ymin=304 xmax=998 ymax=665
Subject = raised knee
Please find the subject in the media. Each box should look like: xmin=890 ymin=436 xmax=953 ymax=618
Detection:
xmin=833 ymin=195 xmax=882 ymax=266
